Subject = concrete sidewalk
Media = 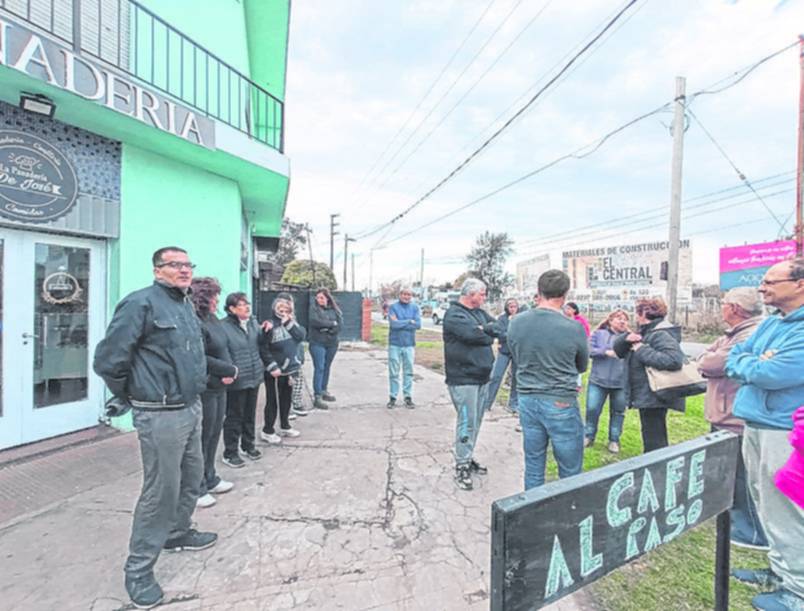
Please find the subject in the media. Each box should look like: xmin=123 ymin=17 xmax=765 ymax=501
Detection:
xmin=0 ymin=349 xmax=589 ymax=610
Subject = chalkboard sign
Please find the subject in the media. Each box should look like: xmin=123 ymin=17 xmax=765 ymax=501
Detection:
xmin=490 ymin=431 xmax=739 ymax=611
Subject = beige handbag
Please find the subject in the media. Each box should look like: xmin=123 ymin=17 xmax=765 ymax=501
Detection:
xmin=645 ymin=360 xmax=706 ymax=400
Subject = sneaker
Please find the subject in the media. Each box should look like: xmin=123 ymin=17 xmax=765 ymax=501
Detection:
xmin=164 ymin=528 xmax=218 ymax=552
xmin=260 ymin=431 xmax=282 ymax=444
xmin=583 ymin=437 xmax=593 ymax=448
xmin=404 ymin=397 xmax=415 ymax=409
xmin=314 ymin=396 xmax=329 ymax=410
xmin=292 ymin=407 xmax=311 ymax=416
xmin=278 ymin=427 xmax=300 ymax=438
xmin=732 ymin=568 xmax=783 ymax=589
xmin=504 ymin=404 xmax=518 ymax=415
xmin=243 ymin=447 xmax=262 ymax=460
xmin=387 ymin=397 xmax=397 ymax=409
xmin=125 ymin=574 xmax=163 ymax=609
xmin=209 ymin=480 xmax=234 ymax=494
xmin=288 ymin=412 xmax=298 ymax=421
xmin=751 ymin=589 xmax=804 ymax=611
xmin=196 ymin=493 xmax=216 ymax=509
xmin=470 ymin=459 xmax=488 ymax=475
xmin=322 ymin=391 xmax=336 ymax=401
xmin=455 ymin=465 xmax=473 ymax=491
xmin=731 ymin=536 xmax=771 ymax=552
xmin=608 ymin=441 xmax=620 ymax=454
xmin=222 ymin=454 xmax=245 ymax=469
xmin=515 ymin=424 xmax=522 ymax=433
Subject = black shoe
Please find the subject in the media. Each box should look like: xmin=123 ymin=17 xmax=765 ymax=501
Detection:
xmin=387 ymin=397 xmax=396 ymax=409
xmin=470 ymin=459 xmax=488 ymax=475
xmin=314 ymin=396 xmax=329 ymax=410
xmin=404 ymin=397 xmax=415 ymax=409
xmin=125 ymin=574 xmax=163 ymax=609
xmin=222 ymin=454 xmax=245 ymax=469
xmin=164 ymin=528 xmax=218 ymax=552
xmin=322 ymin=391 xmax=337 ymax=401
xmin=455 ymin=466 xmax=473 ymax=491
xmin=243 ymin=447 xmax=262 ymax=461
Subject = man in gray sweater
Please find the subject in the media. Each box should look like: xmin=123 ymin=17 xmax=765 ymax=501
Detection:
xmin=508 ymin=270 xmax=589 ymax=490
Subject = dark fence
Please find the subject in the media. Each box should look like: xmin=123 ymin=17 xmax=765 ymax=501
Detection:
xmin=256 ymin=290 xmax=364 ymax=342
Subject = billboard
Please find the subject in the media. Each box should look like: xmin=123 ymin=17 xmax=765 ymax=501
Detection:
xmin=516 ymin=254 xmax=551 ymax=294
xmin=562 ymin=240 xmax=692 ymax=309
xmin=719 ymin=240 xmax=796 ymax=290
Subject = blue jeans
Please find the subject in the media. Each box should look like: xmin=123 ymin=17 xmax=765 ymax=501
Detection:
xmin=388 ymin=345 xmax=415 ymax=399
xmin=519 ymin=394 xmax=584 ymax=490
xmin=484 ymin=352 xmax=519 ymax=412
xmin=448 ymin=383 xmax=490 ymax=467
xmin=584 ymin=383 xmax=625 ymax=443
xmin=309 ymin=342 xmax=338 ymax=396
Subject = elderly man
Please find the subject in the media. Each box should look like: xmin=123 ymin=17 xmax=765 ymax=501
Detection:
xmin=443 ymin=278 xmax=500 ymax=491
xmin=387 ymin=287 xmax=421 ymax=409
xmin=508 ymin=270 xmax=589 ymax=490
xmin=726 ymin=258 xmax=804 ymax=611
xmin=697 ymin=287 xmax=767 ymax=550
xmin=94 ymin=247 xmax=216 ymax=609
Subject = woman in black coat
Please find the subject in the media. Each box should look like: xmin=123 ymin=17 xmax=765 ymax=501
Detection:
xmin=613 ymin=297 xmax=685 ymax=453
xmin=308 ymin=288 xmax=342 ymax=409
xmin=191 ymin=277 xmax=238 ymax=508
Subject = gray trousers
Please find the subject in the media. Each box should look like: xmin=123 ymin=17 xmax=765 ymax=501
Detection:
xmin=448 ymin=383 xmax=490 ymax=467
xmin=743 ymin=425 xmax=804 ymax=598
xmin=125 ymin=399 xmax=203 ymax=579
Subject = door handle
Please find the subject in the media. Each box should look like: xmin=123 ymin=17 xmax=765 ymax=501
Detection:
xmin=22 ymin=332 xmax=39 ymax=339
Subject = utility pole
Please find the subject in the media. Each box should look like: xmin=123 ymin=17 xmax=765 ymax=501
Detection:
xmin=305 ymin=223 xmax=317 ymax=287
xmin=666 ymin=76 xmax=686 ymax=324
xmin=419 ymin=248 xmax=425 ymax=296
xmin=343 ymin=233 xmax=355 ymax=289
xmin=369 ymin=250 xmax=374 ymax=297
xmin=329 ymin=213 xmax=340 ymax=271
xmin=796 ymin=36 xmax=804 ymax=255
xmin=351 ymin=254 xmax=356 ymax=291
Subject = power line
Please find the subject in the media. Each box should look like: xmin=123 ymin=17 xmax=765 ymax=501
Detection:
xmin=353 ymin=0 xmax=643 ymax=240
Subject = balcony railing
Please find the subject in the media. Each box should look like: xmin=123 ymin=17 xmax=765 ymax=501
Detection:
xmin=0 ymin=0 xmax=284 ymax=152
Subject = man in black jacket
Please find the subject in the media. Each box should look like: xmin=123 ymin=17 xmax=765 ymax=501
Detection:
xmin=443 ymin=278 xmax=500 ymax=491
xmin=94 ymin=247 xmax=216 ymax=610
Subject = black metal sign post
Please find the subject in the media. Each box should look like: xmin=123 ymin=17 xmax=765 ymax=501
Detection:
xmin=490 ymin=431 xmax=739 ymax=611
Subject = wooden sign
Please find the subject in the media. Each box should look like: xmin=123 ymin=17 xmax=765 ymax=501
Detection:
xmin=490 ymin=431 xmax=739 ymax=611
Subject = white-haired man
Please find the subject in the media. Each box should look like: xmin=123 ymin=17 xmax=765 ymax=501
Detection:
xmin=443 ymin=278 xmax=500 ymax=490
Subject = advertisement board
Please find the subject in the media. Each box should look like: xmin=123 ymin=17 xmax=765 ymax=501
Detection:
xmin=516 ymin=254 xmax=551 ymax=294
xmin=719 ymin=240 xmax=796 ymax=290
xmin=562 ymin=240 xmax=692 ymax=310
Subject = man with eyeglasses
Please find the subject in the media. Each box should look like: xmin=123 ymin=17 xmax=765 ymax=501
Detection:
xmin=726 ymin=258 xmax=804 ymax=610
xmin=94 ymin=246 xmax=216 ymax=609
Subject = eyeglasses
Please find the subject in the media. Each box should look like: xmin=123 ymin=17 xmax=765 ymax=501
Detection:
xmin=156 ymin=261 xmax=196 ymax=270
xmin=759 ymin=278 xmax=797 ymax=286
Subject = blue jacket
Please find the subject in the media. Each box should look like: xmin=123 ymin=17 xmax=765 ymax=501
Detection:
xmin=727 ymin=305 xmax=804 ymax=430
xmin=589 ymin=328 xmax=625 ymax=389
xmin=388 ymin=301 xmax=421 ymax=347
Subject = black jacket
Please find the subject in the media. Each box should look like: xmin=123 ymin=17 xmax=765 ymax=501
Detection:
xmin=442 ymin=302 xmax=499 ymax=386
xmin=220 ymin=315 xmax=265 ymax=390
xmin=309 ymin=303 xmax=342 ymax=346
xmin=495 ymin=312 xmax=513 ymax=355
xmin=613 ymin=318 xmax=686 ymax=412
xmin=93 ymin=281 xmax=206 ymax=407
xmin=259 ymin=315 xmax=306 ymax=375
xmin=199 ymin=314 xmax=238 ymax=391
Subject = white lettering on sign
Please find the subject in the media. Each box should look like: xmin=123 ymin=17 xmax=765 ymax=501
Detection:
xmin=0 ymin=17 xmax=215 ymax=149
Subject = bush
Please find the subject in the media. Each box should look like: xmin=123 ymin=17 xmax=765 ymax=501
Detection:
xmin=280 ymin=260 xmax=337 ymax=289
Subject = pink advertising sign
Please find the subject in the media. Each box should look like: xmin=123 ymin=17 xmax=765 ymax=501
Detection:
xmin=719 ymin=240 xmax=796 ymax=274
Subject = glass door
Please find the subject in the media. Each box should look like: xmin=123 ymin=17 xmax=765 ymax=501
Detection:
xmin=0 ymin=228 xmax=106 ymax=450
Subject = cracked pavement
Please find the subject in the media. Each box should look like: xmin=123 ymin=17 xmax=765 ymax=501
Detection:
xmin=0 ymin=349 xmax=586 ymax=610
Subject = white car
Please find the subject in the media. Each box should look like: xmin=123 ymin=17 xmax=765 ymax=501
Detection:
xmin=431 ymin=303 xmax=448 ymax=325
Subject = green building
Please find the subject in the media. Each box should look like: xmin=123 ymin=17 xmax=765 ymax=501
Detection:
xmin=0 ymin=0 xmax=291 ymax=448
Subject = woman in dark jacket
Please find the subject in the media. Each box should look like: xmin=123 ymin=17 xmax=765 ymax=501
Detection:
xmin=585 ymin=309 xmax=629 ymax=454
xmin=259 ymin=296 xmax=306 ymax=444
xmin=191 ymin=278 xmax=238 ymax=508
xmin=308 ymin=288 xmax=342 ymax=410
xmin=613 ymin=297 xmax=685 ymax=453
xmin=484 ymin=298 xmax=521 ymax=413
xmin=220 ymin=292 xmax=266 ymax=468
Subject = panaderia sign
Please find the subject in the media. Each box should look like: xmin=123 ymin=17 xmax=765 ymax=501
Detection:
xmin=0 ymin=17 xmax=215 ymax=149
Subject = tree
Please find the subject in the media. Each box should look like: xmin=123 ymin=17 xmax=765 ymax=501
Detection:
xmin=452 ymin=271 xmax=476 ymax=290
xmin=280 ymin=260 xmax=337 ymax=289
xmin=465 ymin=231 xmax=514 ymax=301
xmin=271 ymin=219 xmax=308 ymax=266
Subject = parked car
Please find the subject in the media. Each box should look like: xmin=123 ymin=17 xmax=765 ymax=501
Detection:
xmin=431 ymin=303 xmax=448 ymax=325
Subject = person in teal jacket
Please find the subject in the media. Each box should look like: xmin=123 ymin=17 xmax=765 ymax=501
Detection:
xmin=387 ymin=287 xmax=421 ymax=409
xmin=726 ymin=258 xmax=804 ymax=611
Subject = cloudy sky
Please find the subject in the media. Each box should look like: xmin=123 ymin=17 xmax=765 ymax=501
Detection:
xmin=283 ymin=0 xmax=803 ymax=291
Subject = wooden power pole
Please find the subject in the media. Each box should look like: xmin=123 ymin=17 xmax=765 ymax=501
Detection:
xmin=666 ymin=76 xmax=686 ymax=324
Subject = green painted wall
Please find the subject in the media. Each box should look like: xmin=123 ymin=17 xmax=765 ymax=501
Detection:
xmin=244 ymin=0 xmax=291 ymax=101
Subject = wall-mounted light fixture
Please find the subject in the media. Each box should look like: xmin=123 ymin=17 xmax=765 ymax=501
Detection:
xmin=19 ymin=92 xmax=56 ymax=118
